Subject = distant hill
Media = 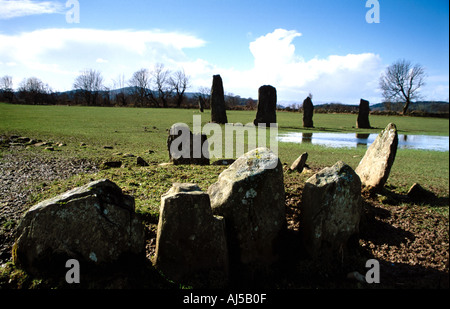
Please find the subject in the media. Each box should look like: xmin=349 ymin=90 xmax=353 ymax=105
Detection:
xmin=371 ymin=101 xmax=449 ymax=114
xmin=279 ymin=101 xmax=449 ymax=118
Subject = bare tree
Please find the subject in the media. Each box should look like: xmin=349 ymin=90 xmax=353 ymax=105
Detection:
xmin=18 ymin=77 xmax=50 ymax=104
xmin=197 ymin=86 xmax=210 ymax=109
xmin=128 ymin=69 xmax=158 ymax=107
xmin=151 ymin=63 xmax=172 ymax=108
xmin=73 ymin=69 xmax=104 ymax=106
xmin=0 ymin=75 xmax=14 ymax=102
xmin=112 ymin=74 xmax=128 ymax=106
xmin=225 ymin=92 xmax=240 ymax=109
xmin=379 ymin=59 xmax=426 ymax=115
xmin=169 ymin=69 xmax=190 ymax=107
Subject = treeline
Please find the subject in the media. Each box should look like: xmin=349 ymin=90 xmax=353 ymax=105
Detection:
xmin=0 ymin=65 xmax=257 ymax=110
xmin=283 ymin=101 xmax=449 ymax=118
xmin=371 ymin=101 xmax=449 ymax=114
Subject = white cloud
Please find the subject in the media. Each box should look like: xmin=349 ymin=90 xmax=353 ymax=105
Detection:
xmin=0 ymin=0 xmax=64 ymax=19
xmin=1 ymin=26 xmax=444 ymax=103
xmin=218 ymin=29 xmax=384 ymax=104
xmin=0 ymin=28 xmax=206 ymax=91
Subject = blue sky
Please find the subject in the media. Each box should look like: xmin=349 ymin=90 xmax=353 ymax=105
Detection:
xmin=0 ymin=0 xmax=448 ymax=104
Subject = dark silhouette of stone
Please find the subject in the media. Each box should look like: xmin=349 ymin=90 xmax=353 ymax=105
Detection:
xmin=155 ymin=183 xmax=228 ymax=286
xmin=253 ymin=85 xmax=277 ymax=127
xmin=136 ymin=156 xmax=149 ymax=166
xmin=357 ymin=99 xmax=371 ymax=129
xmin=210 ymin=75 xmax=228 ymax=124
xmin=407 ymin=183 xmax=436 ymax=203
xmin=167 ymin=123 xmax=210 ymax=165
xmin=303 ymin=96 xmax=314 ymax=128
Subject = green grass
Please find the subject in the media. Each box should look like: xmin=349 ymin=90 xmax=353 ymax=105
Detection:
xmin=1 ymin=102 xmax=448 ymax=289
xmin=1 ymin=102 xmax=449 ymax=217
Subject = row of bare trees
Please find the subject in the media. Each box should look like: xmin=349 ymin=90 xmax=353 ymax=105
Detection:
xmin=71 ymin=63 xmax=191 ymax=107
xmin=125 ymin=63 xmax=189 ymax=108
xmin=1 ymin=75 xmax=55 ymax=105
xmin=1 ymin=59 xmax=429 ymax=114
xmin=0 ymin=63 xmax=193 ymax=108
xmin=0 ymin=64 xmax=254 ymax=110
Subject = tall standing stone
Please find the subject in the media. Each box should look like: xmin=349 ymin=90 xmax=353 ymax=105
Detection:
xmin=301 ymin=161 xmax=362 ymax=260
xmin=357 ymin=99 xmax=371 ymax=129
xmin=253 ymin=85 xmax=277 ymax=127
xmin=210 ymin=75 xmax=228 ymax=124
xmin=355 ymin=123 xmax=398 ymax=191
xmin=155 ymin=183 xmax=228 ymax=286
xmin=302 ymin=96 xmax=314 ymax=128
xmin=208 ymin=147 xmax=285 ymax=266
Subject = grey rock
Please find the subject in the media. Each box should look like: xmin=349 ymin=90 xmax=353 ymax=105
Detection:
xmin=355 ymin=123 xmax=398 ymax=191
xmin=208 ymin=147 xmax=285 ymax=266
xmin=155 ymin=183 xmax=228 ymax=286
xmin=301 ymin=161 xmax=362 ymax=260
xmin=13 ymin=179 xmax=145 ymax=275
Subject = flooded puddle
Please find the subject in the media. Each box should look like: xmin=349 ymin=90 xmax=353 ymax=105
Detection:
xmin=278 ymin=132 xmax=449 ymax=152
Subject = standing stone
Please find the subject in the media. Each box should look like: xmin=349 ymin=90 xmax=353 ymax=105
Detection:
xmin=155 ymin=183 xmax=228 ymax=286
xmin=167 ymin=123 xmax=210 ymax=165
xmin=13 ymin=179 xmax=145 ymax=275
xmin=302 ymin=96 xmax=314 ymax=128
xmin=210 ymin=75 xmax=228 ymax=124
xmin=407 ymin=183 xmax=436 ymax=203
xmin=136 ymin=156 xmax=149 ymax=166
xmin=355 ymin=123 xmax=398 ymax=191
xmin=290 ymin=152 xmax=308 ymax=173
xmin=208 ymin=147 xmax=285 ymax=266
xmin=253 ymin=85 xmax=277 ymax=127
xmin=357 ymin=99 xmax=371 ymax=129
xmin=301 ymin=161 xmax=362 ymax=260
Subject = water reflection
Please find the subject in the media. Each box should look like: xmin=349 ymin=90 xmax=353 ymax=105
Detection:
xmin=302 ymin=132 xmax=312 ymax=143
xmin=278 ymin=132 xmax=449 ymax=152
xmin=356 ymin=133 xmax=370 ymax=147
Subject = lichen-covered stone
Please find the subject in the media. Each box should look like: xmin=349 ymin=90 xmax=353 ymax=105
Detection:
xmin=155 ymin=183 xmax=228 ymax=286
xmin=290 ymin=152 xmax=308 ymax=173
xmin=13 ymin=179 xmax=145 ymax=275
xmin=355 ymin=123 xmax=398 ymax=191
xmin=207 ymin=147 xmax=285 ymax=266
xmin=301 ymin=161 xmax=362 ymax=260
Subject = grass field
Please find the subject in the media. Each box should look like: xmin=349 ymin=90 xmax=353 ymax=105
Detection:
xmin=1 ymin=102 xmax=449 ymax=216
xmin=0 ymin=102 xmax=449 ymax=289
